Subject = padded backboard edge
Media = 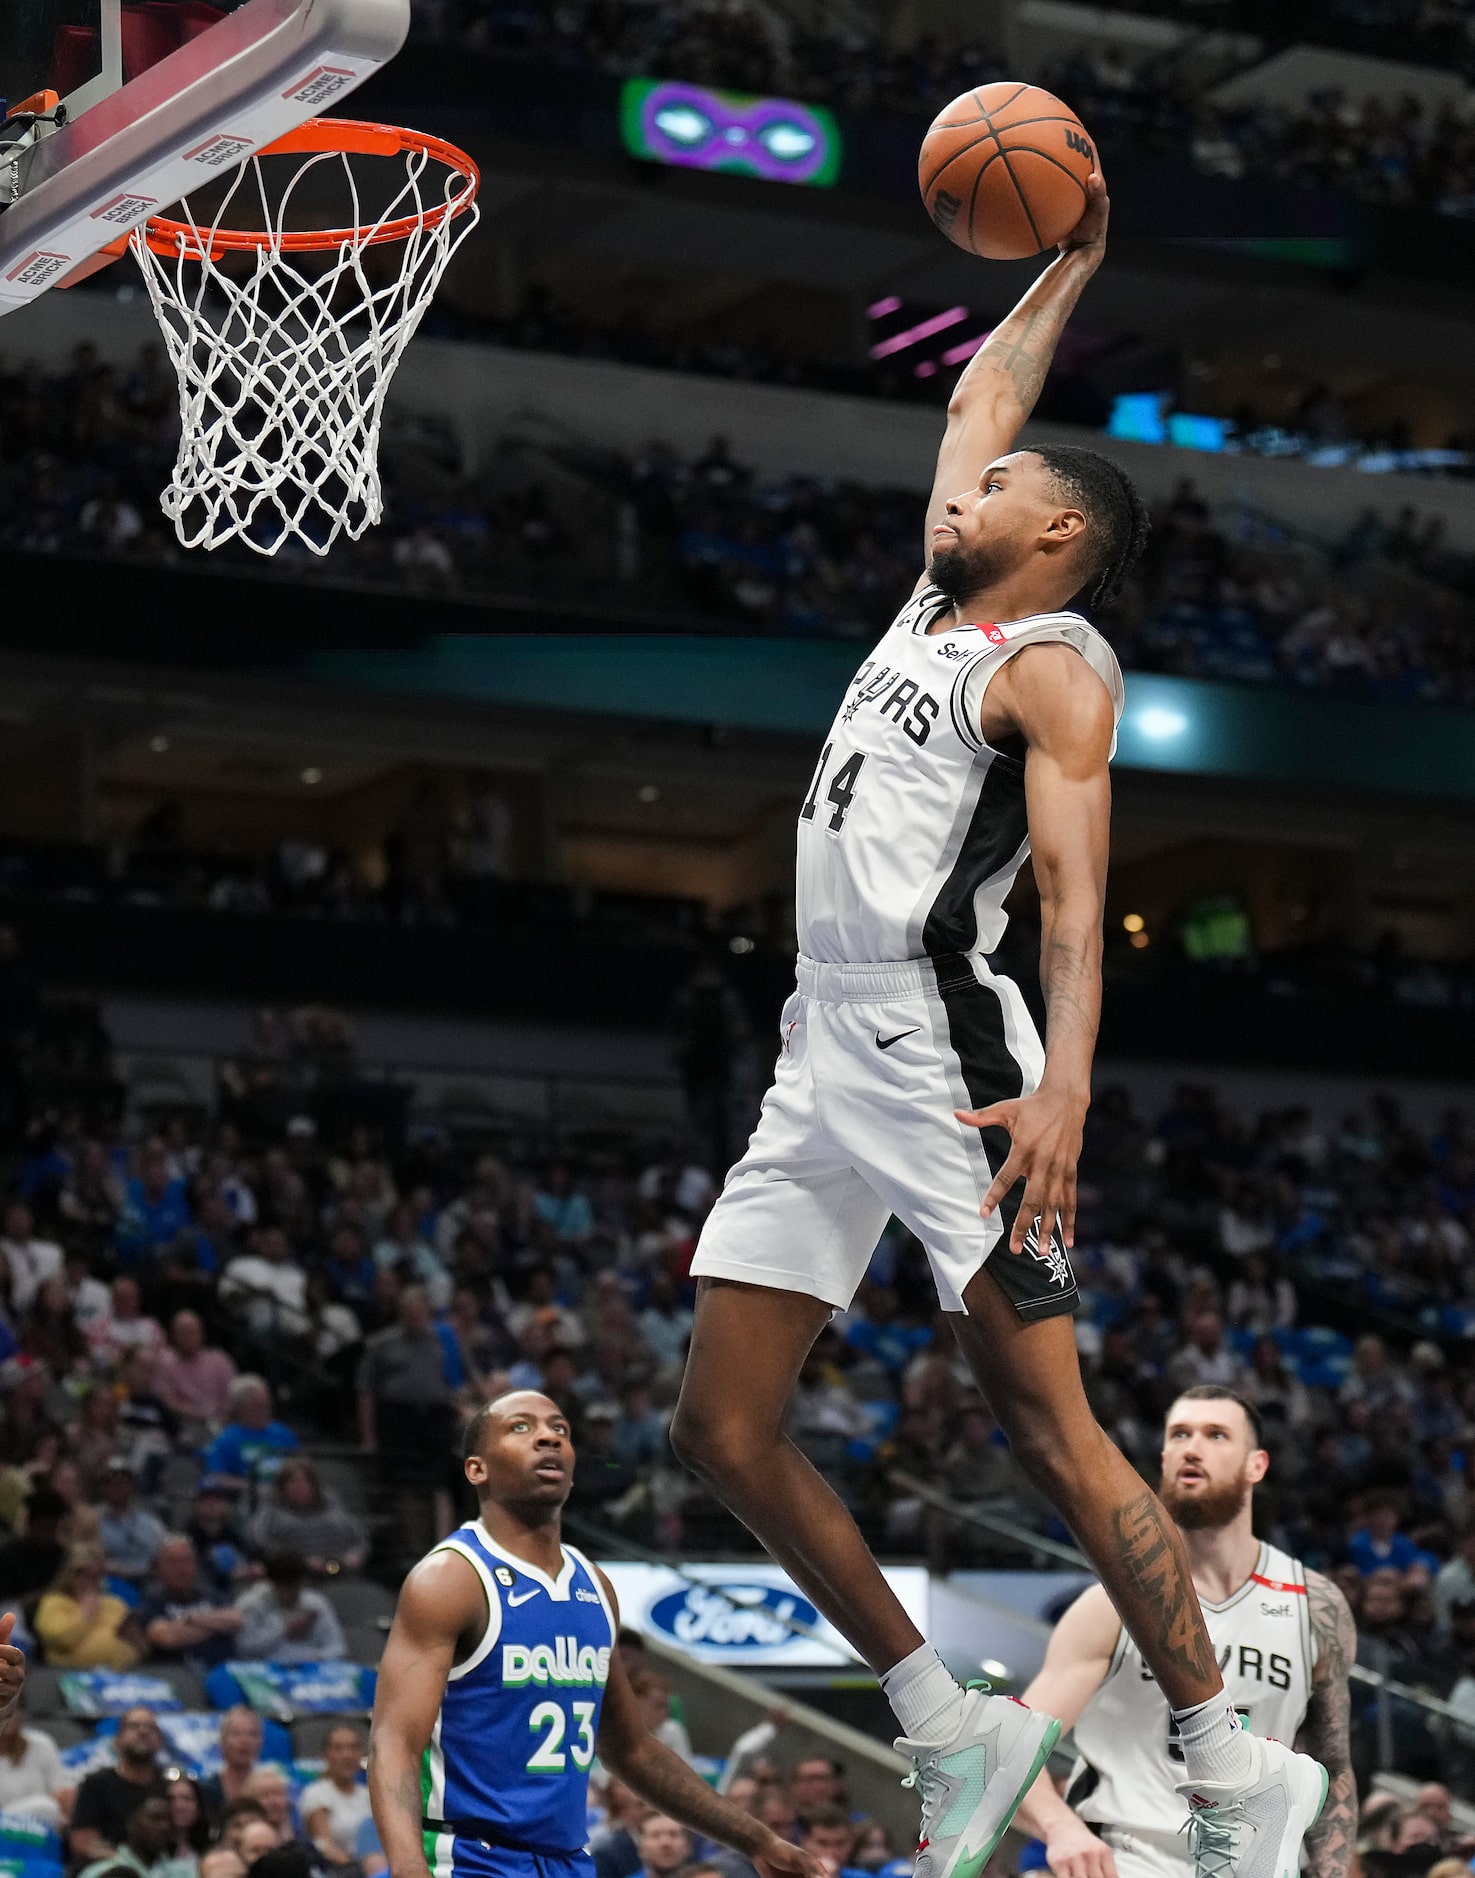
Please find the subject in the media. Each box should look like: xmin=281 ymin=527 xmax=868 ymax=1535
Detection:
xmin=0 ymin=0 xmax=409 ymax=315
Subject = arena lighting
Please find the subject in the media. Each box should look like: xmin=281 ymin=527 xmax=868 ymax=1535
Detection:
xmin=1137 ymin=706 xmax=1189 ymax=741
xmin=939 ymin=329 xmax=993 ymax=367
xmin=869 ymin=305 xmax=968 ymax=360
xmin=867 ymin=295 xmax=902 ymax=319
xmin=620 ymin=79 xmax=841 ymax=186
xmin=1123 ymin=913 xmax=1145 ymax=933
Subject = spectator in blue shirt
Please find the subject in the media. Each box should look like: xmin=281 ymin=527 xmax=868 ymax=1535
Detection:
xmin=98 ymin=1459 xmax=167 ymax=1582
xmin=533 ymin=1166 xmax=594 ymax=1246
xmin=203 ymin=1376 xmax=299 ymax=1494
xmin=322 ymin=1226 xmax=375 ymax=1313
xmin=1347 ymin=1493 xmax=1438 ymax=1579
xmin=116 ymin=1140 xmax=192 ymax=1264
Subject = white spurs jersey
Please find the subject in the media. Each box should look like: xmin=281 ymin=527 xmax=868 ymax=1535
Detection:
xmin=1069 ymin=1542 xmax=1316 ymax=1845
xmin=796 ymin=584 xmax=1123 ymax=965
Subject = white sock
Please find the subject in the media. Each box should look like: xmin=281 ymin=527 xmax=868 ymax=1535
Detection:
xmin=1173 ymin=1696 xmax=1253 ymax=1787
xmin=881 ymin=1642 xmax=970 ymax=1744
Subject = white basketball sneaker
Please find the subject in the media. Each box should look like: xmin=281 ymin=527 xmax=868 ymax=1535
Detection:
xmin=1176 ymin=1734 xmax=1329 ymax=1878
xmin=896 ymin=1682 xmax=1061 ymax=1878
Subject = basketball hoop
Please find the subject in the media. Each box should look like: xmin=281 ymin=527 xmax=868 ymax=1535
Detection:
xmin=128 ymin=118 xmax=480 ymax=556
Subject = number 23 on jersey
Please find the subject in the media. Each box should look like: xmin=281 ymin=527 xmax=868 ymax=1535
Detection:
xmin=527 ymin=1698 xmax=597 ymax=1773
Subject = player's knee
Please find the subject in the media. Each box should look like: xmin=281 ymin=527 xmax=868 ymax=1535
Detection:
xmin=999 ymin=1408 xmax=1096 ymax=1501
xmin=669 ymin=1401 xmax=760 ymax=1485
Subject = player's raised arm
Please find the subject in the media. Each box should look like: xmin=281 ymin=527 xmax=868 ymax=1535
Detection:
xmin=368 ymin=1552 xmax=484 ymax=1878
xmin=920 ymin=175 xmax=1108 ymax=571
xmin=1010 ymin=1585 xmax=1122 ymax=1878
xmin=1295 ymin=1573 xmax=1357 ymax=1878
xmin=957 ymin=643 xmax=1113 ymax=1251
xmin=593 ymin=1574 xmax=823 ymax=1878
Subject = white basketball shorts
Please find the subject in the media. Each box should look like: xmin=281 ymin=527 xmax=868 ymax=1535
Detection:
xmin=691 ymin=950 xmax=1079 ymax=1319
xmin=1090 ymin=1826 xmax=1193 ymax=1878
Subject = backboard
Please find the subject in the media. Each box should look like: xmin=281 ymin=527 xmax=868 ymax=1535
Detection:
xmin=0 ymin=0 xmax=409 ymax=315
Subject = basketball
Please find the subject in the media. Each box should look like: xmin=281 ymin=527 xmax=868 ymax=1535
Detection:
xmin=918 ymin=83 xmax=1096 ymax=261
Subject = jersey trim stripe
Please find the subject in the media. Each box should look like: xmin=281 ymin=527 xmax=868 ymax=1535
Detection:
xmin=907 ymin=586 xmax=950 ymax=634
xmin=564 ymin=1545 xmax=616 ymax=1641
xmin=921 ymin=753 xmax=1029 ymax=959
xmin=948 ymin=654 xmax=990 ymax=752
xmin=421 ymin=1719 xmax=453 ymax=1878
xmin=434 ymin=1538 xmax=504 ymax=1682
xmin=472 ymin=1522 xmax=578 ymax=1599
xmin=1249 ymin=1574 xmax=1306 ymax=1594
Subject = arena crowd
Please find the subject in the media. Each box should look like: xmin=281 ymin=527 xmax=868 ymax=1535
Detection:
xmin=407 ymin=0 xmax=1475 ymax=223
xmin=2 ymin=345 xmax=1474 ymax=706
xmin=0 ymin=953 xmax=1465 ymax=1815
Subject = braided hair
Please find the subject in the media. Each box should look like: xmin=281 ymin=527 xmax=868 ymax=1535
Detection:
xmin=1026 ymin=442 xmax=1150 ymax=611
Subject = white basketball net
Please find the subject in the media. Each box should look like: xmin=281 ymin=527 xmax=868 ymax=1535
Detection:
xmin=131 ymin=134 xmax=479 ymax=556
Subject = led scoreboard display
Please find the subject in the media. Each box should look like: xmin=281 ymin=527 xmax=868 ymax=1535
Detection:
xmin=620 ymin=78 xmax=841 ymax=187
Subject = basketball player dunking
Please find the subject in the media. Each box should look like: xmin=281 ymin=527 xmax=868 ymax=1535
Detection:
xmin=1013 ymin=1389 xmax=1354 ymax=1878
xmin=368 ymin=1392 xmax=822 ymax=1878
xmin=670 ymin=173 xmax=1326 ymax=1878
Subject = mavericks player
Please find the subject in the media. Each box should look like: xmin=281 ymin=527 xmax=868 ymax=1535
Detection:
xmin=368 ymin=1391 xmax=822 ymax=1878
xmin=1014 ymin=1389 xmax=1354 ymax=1878
xmin=671 ymin=169 xmax=1325 ymax=1878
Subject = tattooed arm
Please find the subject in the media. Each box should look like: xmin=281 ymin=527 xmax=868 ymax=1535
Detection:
xmin=1296 ymin=1571 xmax=1357 ymax=1878
xmin=919 ymin=173 xmax=1108 ymax=571
xmin=368 ymin=1551 xmax=483 ymax=1878
xmin=956 ymin=642 xmax=1113 ymax=1252
xmin=595 ymin=1573 xmax=823 ymax=1878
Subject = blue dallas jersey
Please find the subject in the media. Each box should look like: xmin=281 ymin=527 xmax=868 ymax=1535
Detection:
xmin=421 ymin=1521 xmax=616 ymax=1873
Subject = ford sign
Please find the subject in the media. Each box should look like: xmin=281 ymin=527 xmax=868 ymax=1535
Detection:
xmin=647 ymin=1583 xmax=822 ymax=1653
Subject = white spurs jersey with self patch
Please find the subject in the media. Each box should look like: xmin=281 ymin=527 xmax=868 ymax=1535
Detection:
xmin=796 ymin=584 xmax=1124 ymax=965
xmin=1069 ymin=1542 xmax=1315 ymax=1843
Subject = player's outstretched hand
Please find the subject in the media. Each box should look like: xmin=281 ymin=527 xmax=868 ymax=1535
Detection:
xmin=1057 ymin=171 xmax=1108 ymax=262
xmin=1043 ymin=1815 xmax=1117 ymax=1878
xmin=752 ymin=1831 xmax=826 ymax=1878
xmin=0 ymin=1612 xmax=26 ymax=1712
xmin=956 ymin=1084 xmax=1086 ymax=1251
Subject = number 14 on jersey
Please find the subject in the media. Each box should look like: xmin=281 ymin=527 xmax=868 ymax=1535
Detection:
xmin=801 ymin=744 xmax=867 ymax=833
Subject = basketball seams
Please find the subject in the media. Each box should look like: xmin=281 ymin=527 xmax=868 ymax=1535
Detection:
xmin=929 ymin=147 xmax=1008 ymax=208
xmin=992 ymin=139 xmax=1043 ymax=253
xmin=969 ymin=112 xmax=1093 ymax=138
xmin=919 ymin=83 xmax=1092 ymax=259
xmin=972 ymin=82 xmax=1029 ymax=120
xmin=921 ymin=117 xmax=1090 ymax=203
xmin=965 ymin=137 xmax=995 ymax=257
xmin=1005 ymin=146 xmax=1091 ymax=202
xmin=936 ymin=82 xmax=1033 ymax=131
xmin=921 ymin=126 xmax=1005 ymax=198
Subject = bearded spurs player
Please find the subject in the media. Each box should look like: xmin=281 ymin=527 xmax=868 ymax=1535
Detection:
xmin=670 ymin=172 xmax=1326 ymax=1878
xmin=1015 ymin=1388 xmax=1355 ymax=1878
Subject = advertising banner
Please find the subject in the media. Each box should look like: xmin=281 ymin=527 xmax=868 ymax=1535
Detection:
xmin=599 ymin=1561 xmax=928 ymax=1668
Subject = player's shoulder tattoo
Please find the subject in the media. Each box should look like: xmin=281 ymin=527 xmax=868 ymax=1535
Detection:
xmin=1304 ymin=1568 xmax=1356 ymax=1681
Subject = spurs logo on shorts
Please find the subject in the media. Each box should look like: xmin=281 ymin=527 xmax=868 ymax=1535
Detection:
xmin=691 ymin=586 xmax=1124 ymax=1326
xmin=1021 ymin=1215 xmax=1073 ymax=1289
